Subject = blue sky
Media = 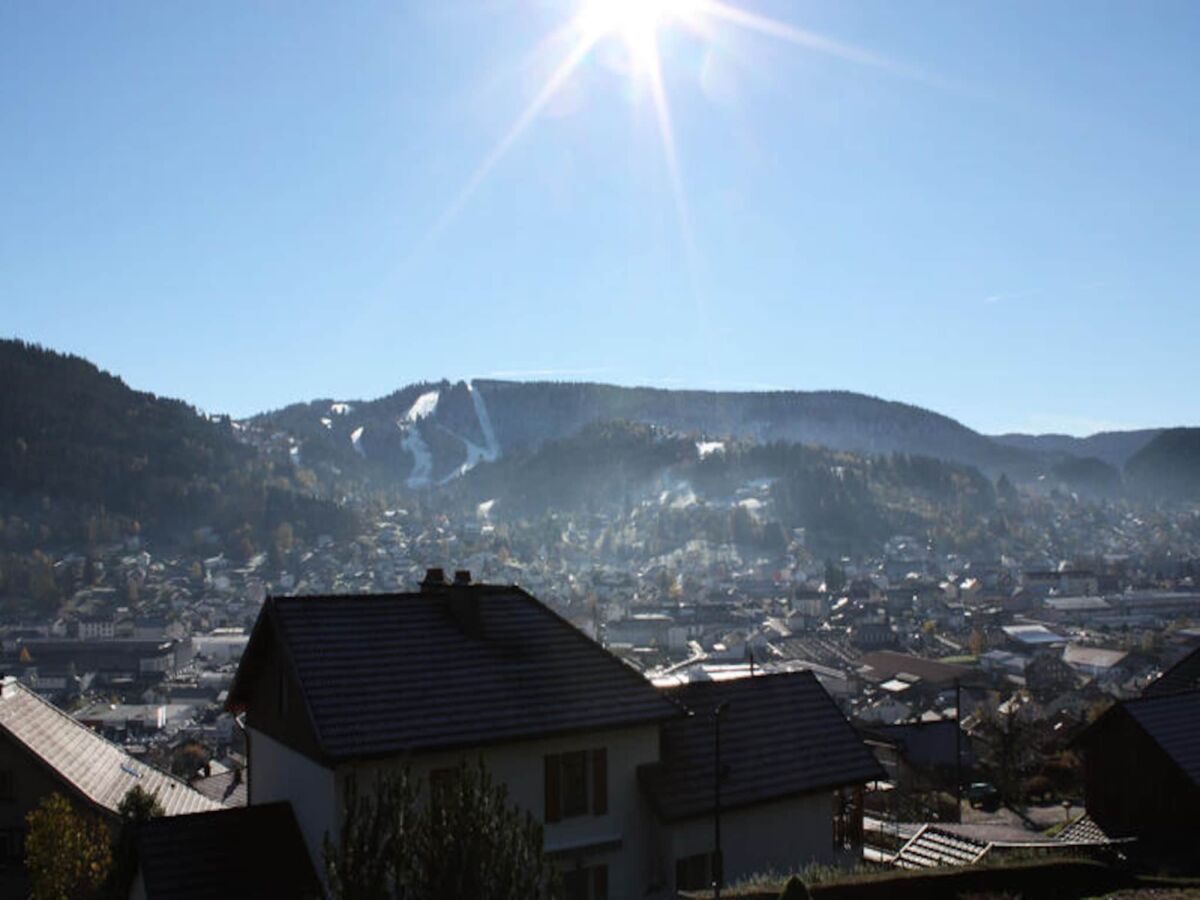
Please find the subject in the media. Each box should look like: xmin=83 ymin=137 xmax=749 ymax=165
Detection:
xmin=2 ymin=0 xmax=1197 ymax=435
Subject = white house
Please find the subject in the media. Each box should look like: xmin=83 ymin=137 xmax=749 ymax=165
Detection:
xmin=227 ymin=570 xmax=882 ymax=898
xmin=640 ymin=672 xmax=883 ymax=893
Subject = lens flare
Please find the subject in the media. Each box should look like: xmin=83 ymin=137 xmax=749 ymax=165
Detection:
xmin=419 ymin=0 xmax=920 ymax=273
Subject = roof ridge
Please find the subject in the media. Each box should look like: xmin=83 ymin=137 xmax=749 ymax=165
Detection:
xmin=507 ymin=585 xmax=682 ymax=704
xmin=1123 ymin=686 xmax=1200 ymax=707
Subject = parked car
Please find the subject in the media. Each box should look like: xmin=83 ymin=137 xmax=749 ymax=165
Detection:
xmin=966 ymin=782 xmax=1001 ymax=811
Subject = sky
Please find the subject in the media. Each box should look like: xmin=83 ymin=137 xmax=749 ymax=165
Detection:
xmin=2 ymin=1 xmax=1197 ymax=436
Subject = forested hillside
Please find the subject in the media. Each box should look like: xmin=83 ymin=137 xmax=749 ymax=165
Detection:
xmin=0 ymin=339 xmax=355 ymax=554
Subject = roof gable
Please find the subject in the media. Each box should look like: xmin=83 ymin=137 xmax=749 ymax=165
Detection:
xmin=639 ymin=671 xmax=884 ymax=822
xmin=229 ymin=584 xmax=680 ymax=761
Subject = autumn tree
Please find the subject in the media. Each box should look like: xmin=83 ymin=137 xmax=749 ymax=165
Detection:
xmin=108 ymin=786 xmax=166 ymax=897
xmin=117 ymin=784 xmax=164 ymax=823
xmin=24 ymin=793 xmax=113 ymax=900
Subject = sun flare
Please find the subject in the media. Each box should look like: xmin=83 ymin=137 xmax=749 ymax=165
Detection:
xmin=422 ymin=0 xmax=914 ymax=270
xmin=576 ymin=0 xmax=697 ymax=68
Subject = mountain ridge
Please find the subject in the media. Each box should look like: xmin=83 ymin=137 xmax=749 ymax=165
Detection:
xmin=252 ymin=377 xmax=1151 ymax=491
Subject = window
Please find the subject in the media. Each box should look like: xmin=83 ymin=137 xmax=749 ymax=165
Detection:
xmin=561 ymin=863 xmax=608 ymax=900
xmin=544 ymin=748 xmax=607 ymax=822
xmin=561 ymin=751 xmax=588 ymax=817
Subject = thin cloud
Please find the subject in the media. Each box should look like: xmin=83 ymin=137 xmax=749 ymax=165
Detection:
xmin=486 ymin=367 xmax=615 ymax=380
xmin=982 ymin=287 xmax=1041 ymax=305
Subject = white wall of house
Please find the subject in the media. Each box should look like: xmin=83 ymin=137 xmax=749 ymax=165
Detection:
xmin=654 ymin=791 xmax=838 ymax=894
xmin=338 ymin=723 xmax=661 ymax=898
xmin=247 ymin=727 xmax=337 ymax=871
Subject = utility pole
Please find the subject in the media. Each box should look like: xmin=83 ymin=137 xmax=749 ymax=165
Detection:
xmin=713 ymin=701 xmax=729 ymax=899
xmin=955 ymin=677 xmax=963 ymax=822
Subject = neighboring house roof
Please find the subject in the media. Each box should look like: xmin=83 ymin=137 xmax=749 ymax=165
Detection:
xmin=1056 ymin=813 xmax=1118 ymax=845
xmin=860 ymin=719 xmax=976 ymax=770
xmin=134 ymin=802 xmax=321 ymax=899
xmin=227 ymin=579 xmax=681 ymax=761
xmin=638 ymin=671 xmax=885 ymax=823
xmin=0 ymin=679 xmax=219 ymax=817
xmin=1118 ymin=691 xmax=1200 ymax=788
xmin=1144 ymin=645 xmax=1200 ymax=697
xmin=190 ymin=768 xmax=247 ymax=807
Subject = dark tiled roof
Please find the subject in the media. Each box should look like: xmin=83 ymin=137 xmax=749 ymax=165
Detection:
xmin=639 ymin=672 xmax=885 ymax=822
xmin=1144 ymin=646 xmax=1200 ymax=697
xmin=230 ymin=585 xmax=680 ymax=760
xmin=1121 ymin=690 xmax=1200 ymax=787
xmin=135 ymin=803 xmax=321 ymax=900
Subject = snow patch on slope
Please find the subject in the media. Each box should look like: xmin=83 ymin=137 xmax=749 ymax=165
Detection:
xmin=469 ymin=381 xmax=501 ymax=461
xmin=400 ymin=422 xmax=433 ymax=488
xmin=350 ymin=426 xmax=366 ymax=457
xmin=405 ymin=390 xmax=440 ymax=423
xmin=330 ymin=403 xmax=353 ymax=416
xmin=697 ymin=441 xmax=725 ymax=459
xmin=435 ymin=381 xmax=504 ymax=484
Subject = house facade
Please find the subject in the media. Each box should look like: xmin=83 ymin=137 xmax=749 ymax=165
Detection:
xmin=228 ymin=571 xmax=882 ymax=897
xmin=641 ymin=673 xmax=883 ymax=893
xmin=1075 ymin=690 xmax=1200 ymax=842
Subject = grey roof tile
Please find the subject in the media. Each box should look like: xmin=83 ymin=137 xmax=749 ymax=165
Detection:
xmin=0 ymin=680 xmax=219 ymax=817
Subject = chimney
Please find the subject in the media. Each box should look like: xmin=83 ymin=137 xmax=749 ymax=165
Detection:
xmin=421 ymin=568 xmax=448 ymax=592
xmin=448 ymin=571 xmax=482 ymax=636
xmin=0 ymin=675 xmax=16 ymax=700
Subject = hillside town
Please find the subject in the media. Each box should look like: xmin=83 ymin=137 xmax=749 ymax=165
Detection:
xmin=3 ymin=492 xmax=1200 ymax=896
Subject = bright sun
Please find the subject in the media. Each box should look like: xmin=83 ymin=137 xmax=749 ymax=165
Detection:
xmin=426 ymin=0 xmax=909 ymax=267
xmin=577 ymin=0 xmax=698 ymax=67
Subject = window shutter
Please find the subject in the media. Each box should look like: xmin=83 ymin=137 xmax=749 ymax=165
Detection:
xmin=544 ymin=754 xmax=561 ymax=822
xmin=592 ymin=863 xmax=608 ymax=900
xmin=591 ymin=747 xmax=607 ymax=815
